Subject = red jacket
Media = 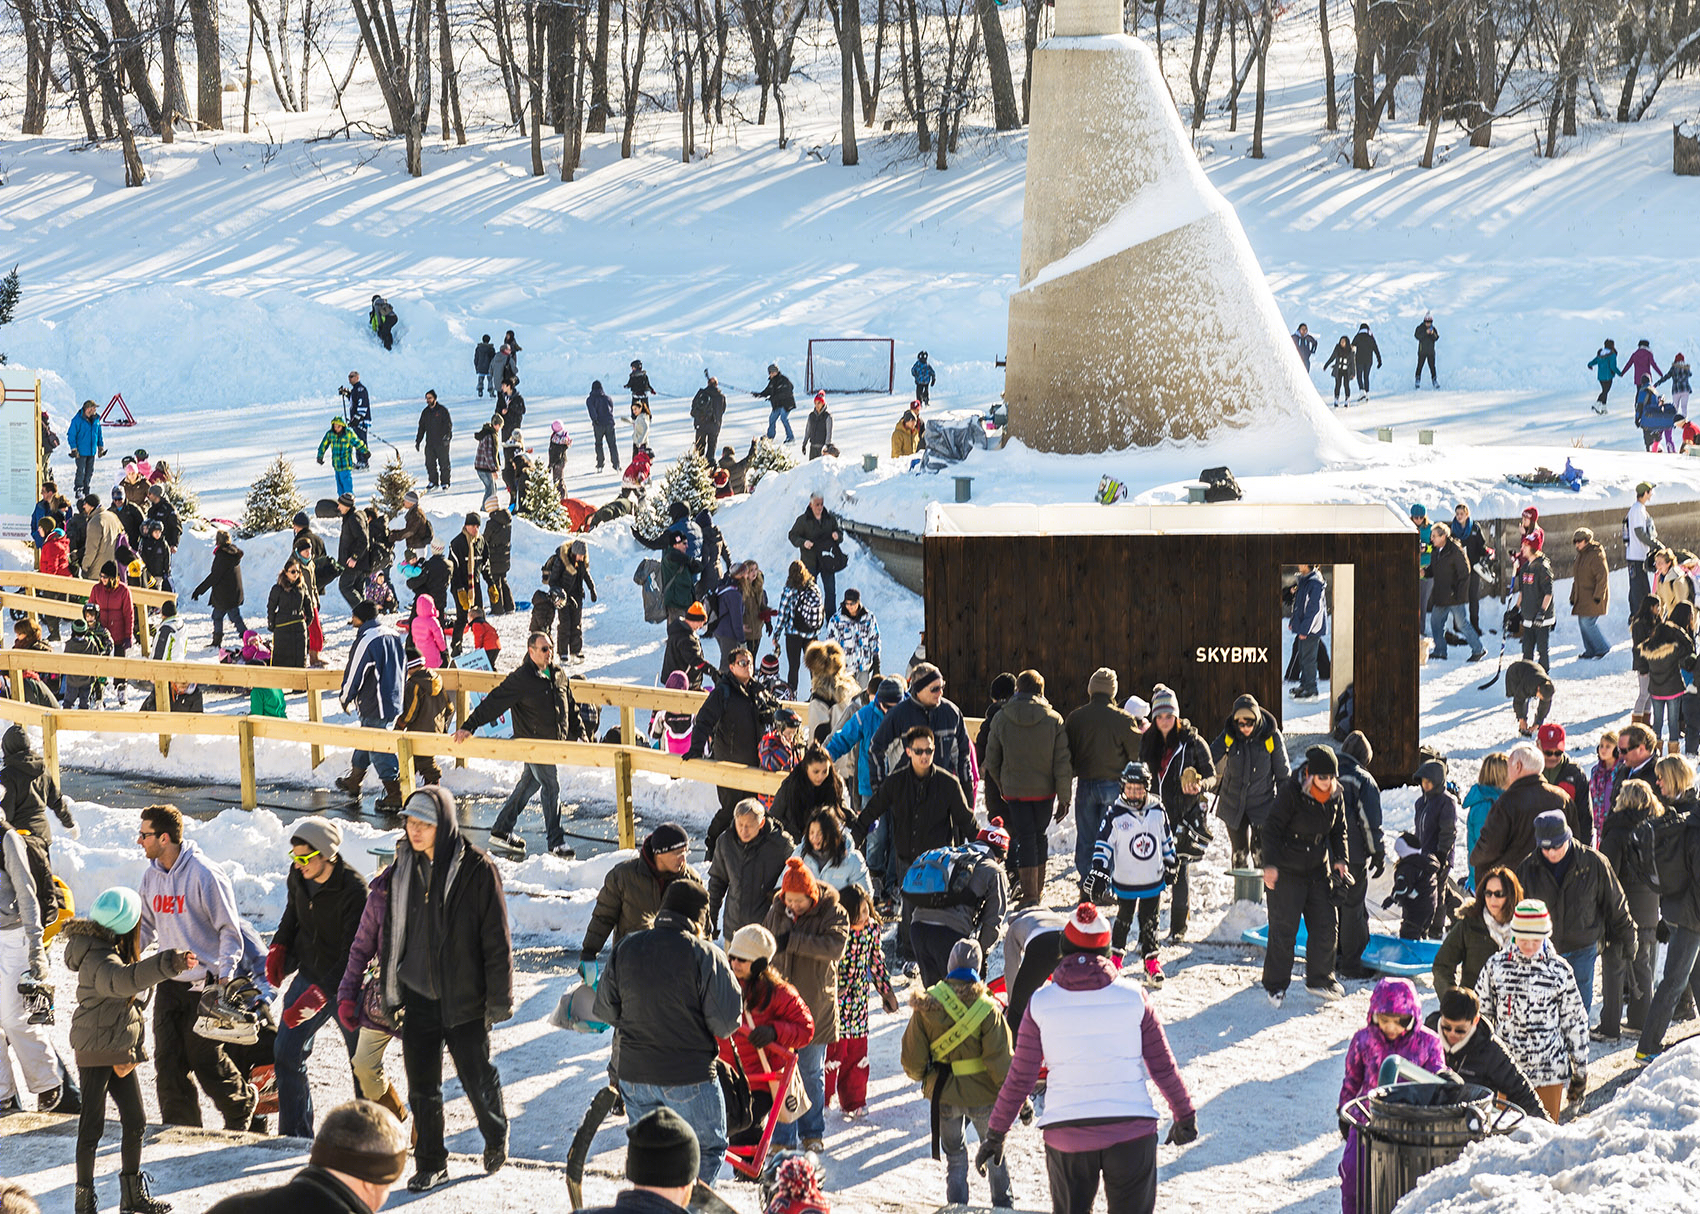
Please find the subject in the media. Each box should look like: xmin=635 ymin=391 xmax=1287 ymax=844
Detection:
xmin=39 ymin=534 xmax=70 ymax=578
xmin=468 ymin=618 xmax=500 ymax=654
xmin=718 ymin=975 xmax=814 ymax=1078
xmin=89 ymin=581 xmax=134 ymax=647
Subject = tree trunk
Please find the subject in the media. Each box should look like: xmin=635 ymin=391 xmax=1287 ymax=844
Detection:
xmin=621 ymin=0 xmax=654 ymax=156
xmin=978 ymin=0 xmax=1018 ymax=129
xmin=186 ymin=0 xmax=223 ymax=128
xmin=1470 ymin=14 xmax=1493 ymax=147
xmin=1023 ymin=0 xmax=1039 ymax=122
xmin=437 ymin=0 xmax=464 ymax=141
xmin=100 ymin=0 xmax=163 ymax=131
xmin=1250 ymin=0 xmax=1272 ymax=157
xmin=1419 ymin=25 xmax=1450 ymax=167
xmin=242 ymin=2 xmax=254 ymax=132
xmin=1351 ymin=0 xmax=1375 ymax=167
xmin=587 ymin=0 xmax=611 ymax=130
xmin=63 ymin=0 xmax=145 ymax=182
xmin=248 ymin=0 xmax=299 ymax=112
xmin=526 ymin=1 xmax=544 ymax=173
xmin=17 ymin=0 xmax=54 ymax=135
xmin=825 ymin=0 xmax=859 ymax=163
xmin=857 ymin=0 xmax=881 ymax=124
xmin=903 ymin=0 xmax=929 ymax=152
xmin=299 ymin=0 xmax=313 ymax=105
xmin=162 ymin=0 xmax=184 ymax=140
xmin=1319 ymin=0 xmax=1338 ymax=131
xmin=56 ymin=6 xmax=101 ymax=142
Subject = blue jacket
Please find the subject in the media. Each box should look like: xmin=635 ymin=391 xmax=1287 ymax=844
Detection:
xmin=911 ymin=359 xmax=935 ymax=388
xmin=67 ymin=410 xmax=104 ymax=456
xmin=1337 ymin=751 xmax=1383 ymax=863
xmin=586 ymin=387 xmax=616 ymax=428
xmin=1290 ymin=569 xmax=1327 ymax=638
xmin=1588 ymin=349 xmax=1620 ymax=382
xmin=346 ymin=382 xmax=371 ymax=425
xmin=826 ymin=698 xmax=889 ymax=798
xmin=341 ymin=620 xmax=406 ymax=721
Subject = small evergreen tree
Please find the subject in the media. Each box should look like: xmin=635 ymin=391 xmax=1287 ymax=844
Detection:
xmin=0 ymin=266 xmax=19 ymax=364
xmin=635 ymin=452 xmax=716 ymax=542
xmin=239 ymin=454 xmax=308 ymax=538
xmin=519 ymin=457 xmax=569 ymax=530
xmin=372 ymin=451 xmax=416 ymax=519
xmin=157 ymin=460 xmax=202 ymax=527
xmin=746 ymin=438 xmax=798 ymax=490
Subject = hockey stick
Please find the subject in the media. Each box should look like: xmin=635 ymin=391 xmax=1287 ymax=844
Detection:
xmin=1477 ymin=573 xmax=1514 ymax=690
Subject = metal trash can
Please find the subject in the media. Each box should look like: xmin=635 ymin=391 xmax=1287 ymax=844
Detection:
xmin=1342 ymin=1081 xmax=1524 ymax=1214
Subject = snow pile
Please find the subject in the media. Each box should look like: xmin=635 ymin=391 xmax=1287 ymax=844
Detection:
xmin=1396 ymin=1041 xmax=1700 ymax=1212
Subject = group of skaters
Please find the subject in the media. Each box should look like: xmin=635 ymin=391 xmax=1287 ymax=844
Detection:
xmin=1291 ymin=314 xmax=1440 ymax=403
xmin=1586 ymin=338 xmax=1696 ymax=452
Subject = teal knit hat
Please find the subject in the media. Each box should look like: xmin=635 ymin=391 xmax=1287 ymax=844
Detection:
xmin=90 ymin=887 xmax=142 ymax=936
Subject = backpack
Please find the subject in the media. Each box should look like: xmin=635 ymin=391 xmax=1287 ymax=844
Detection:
xmin=1643 ymin=814 xmax=1690 ymax=896
xmin=1096 ymin=475 xmax=1128 ymax=505
xmin=901 ymin=845 xmax=983 ymax=909
xmin=634 ymin=559 xmax=665 ymax=624
xmin=4 ymin=822 xmax=63 ymax=931
xmin=1199 ymin=466 xmax=1243 ymax=503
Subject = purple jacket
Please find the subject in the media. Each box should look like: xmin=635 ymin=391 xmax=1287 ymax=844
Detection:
xmin=990 ymin=953 xmax=1193 ymax=1149
xmin=1338 ymin=977 xmax=1446 ymax=1109
xmin=336 ymin=864 xmax=395 ymax=1030
xmin=1623 ymin=347 xmax=1663 ymax=384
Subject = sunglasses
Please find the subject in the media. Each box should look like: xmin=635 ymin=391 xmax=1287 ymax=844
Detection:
xmin=137 ymin=830 xmax=161 ymax=841
xmin=910 ymin=746 xmax=935 ymax=755
xmin=732 ymin=658 xmax=752 ymax=668
xmin=1482 ymin=888 xmax=1508 ymax=899
xmin=1235 ymin=717 xmax=1256 ymax=728
xmin=290 ymin=850 xmax=321 ymax=867
xmin=1541 ymin=749 xmax=1564 ymax=757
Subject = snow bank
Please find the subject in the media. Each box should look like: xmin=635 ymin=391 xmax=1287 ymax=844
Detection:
xmin=1396 ymin=1041 xmax=1700 ymax=1212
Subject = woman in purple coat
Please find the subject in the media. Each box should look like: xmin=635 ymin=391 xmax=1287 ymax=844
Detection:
xmin=1337 ymin=978 xmax=1446 ymax=1214
xmin=335 ymin=864 xmax=410 ymax=1132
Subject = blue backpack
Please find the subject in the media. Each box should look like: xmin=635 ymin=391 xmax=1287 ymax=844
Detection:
xmin=901 ymin=845 xmax=981 ymax=909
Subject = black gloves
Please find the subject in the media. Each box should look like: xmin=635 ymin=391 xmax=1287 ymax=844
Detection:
xmin=974 ymin=1131 xmax=1006 ymax=1175
xmin=1338 ymin=1112 xmax=1353 ymax=1140
xmin=746 ymin=1023 xmax=778 ymax=1048
xmin=1658 ymin=920 xmax=1671 ymax=944
xmin=1163 ymin=864 xmax=1178 ymax=887
xmin=54 ymin=805 xmax=76 ymax=830
xmin=1369 ymin=849 xmax=1386 ymax=879
xmin=1081 ymin=871 xmax=1108 ymax=902
xmin=1165 ymin=1115 xmax=1198 ymax=1145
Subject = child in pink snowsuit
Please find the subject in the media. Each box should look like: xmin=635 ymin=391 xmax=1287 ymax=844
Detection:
xmin=409 ymin=594 xmax=448 ymax=668
xmin=1337 ymin=977 xmax=1446 ymax=1214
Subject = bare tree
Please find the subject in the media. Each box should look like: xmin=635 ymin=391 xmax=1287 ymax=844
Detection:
xmin=587 ymin=0 xmax=611 ymax=130
xmin=437 ymin=0 xmax=465 ymax=141
xmin=350 ymin=0 xmax=434 ymax=174
xmin=1250 ymin=0 xmax=1274 ymax=155
xmin=101 ymin=0 xmax=164 ymax=130
xmin=977 ymin=0 xmax=1017 ymax=128
xmin=825 ymin=0 xmax=861 ymax=162
xmin=1190 ymin=0 xmax=1227 ymax=129
xmin=621 ymin=0 xmax=655 ymax=155
xmin=1320 ymin=0 xmax=1340 ymax=130
xmin=59 ymin=0 xmax=146 ymax=182
xmin=12 ymin=0 xmax=56 ymax=135
xmin=186 ymin=0 xmax=222 ymax=128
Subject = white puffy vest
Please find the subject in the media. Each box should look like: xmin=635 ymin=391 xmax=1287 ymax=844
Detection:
xmin=1027 ymin=974 xmax=1159 ymax=1125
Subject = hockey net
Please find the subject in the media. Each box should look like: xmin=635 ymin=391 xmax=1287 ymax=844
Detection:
xmin=806 ymin=338 xmax=896 ymax=394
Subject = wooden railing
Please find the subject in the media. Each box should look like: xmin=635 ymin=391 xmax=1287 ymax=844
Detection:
xmin=0 ymin=568 xmax=177 ymax=654
xmin=0 ymin=648 xmax=800 ymax=849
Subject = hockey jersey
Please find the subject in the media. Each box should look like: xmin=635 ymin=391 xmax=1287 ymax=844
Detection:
xmin=1091 ymin=796 xmax=1176 ymax=900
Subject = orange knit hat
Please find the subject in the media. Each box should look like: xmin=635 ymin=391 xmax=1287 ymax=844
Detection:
xmin=781 ymin=857 xmax=818 ymax=900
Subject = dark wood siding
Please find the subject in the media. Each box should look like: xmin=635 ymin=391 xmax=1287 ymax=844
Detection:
xmin=924 ymin=530 xmax=1421 ymax=780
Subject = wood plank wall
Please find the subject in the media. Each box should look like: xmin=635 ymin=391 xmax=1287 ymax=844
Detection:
xmin=924 ymin=530 xmax=1422 ymax=780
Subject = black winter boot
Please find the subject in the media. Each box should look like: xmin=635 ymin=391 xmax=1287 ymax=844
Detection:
xmin=74 ymin=1184 xmax=97 ymax=1214
xmin=120 ymin=1172 xmax=171 ymax=1214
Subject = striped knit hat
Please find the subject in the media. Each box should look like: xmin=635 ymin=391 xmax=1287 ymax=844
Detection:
xmin=1062 ymin=902 xmax=1112 ymax=954
xmin=1511 ymin=899 xmax=1552 ymax=941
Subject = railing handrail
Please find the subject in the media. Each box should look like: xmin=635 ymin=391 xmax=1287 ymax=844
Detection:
xmin=0 ymin=568 xmax=178 ymax=607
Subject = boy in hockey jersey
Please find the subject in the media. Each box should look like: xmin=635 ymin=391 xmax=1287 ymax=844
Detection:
xmin=1082 ymin=762 xmax=1176 ymax=986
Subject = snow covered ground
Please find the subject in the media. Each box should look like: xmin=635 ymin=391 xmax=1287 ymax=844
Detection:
xmin=6 ymin=1 xmax=1700 ymax=1210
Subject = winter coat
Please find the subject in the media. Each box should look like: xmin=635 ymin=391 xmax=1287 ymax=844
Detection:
xmin=911 ymin=358 xmax=936 ymax=388
xmin=1598 ymin=803 xmax=1662 ymax=934
xmin=581 ymin=848 xmax=708 ymax=960
xmin=870 ymin=692 xmax=977 ymax=800
xmin=542 ymin=544 xmax=596 ymax=603
xmin=852 ymin=764 xmax=976 ymax=870
xmin=1141 ymin=719 xmax=1217 ymax=834
xmin=1337 ymin=751 xmax=1384 ymax=868
xmin=768 ymin=765 xmax=849 ymax=846
xmin=707 ymin=582 xmax=744 ymax=645
xmin=1477 ymin=940 xmax=1588 ymax=1085
xmin=708 ymin=819 xmax=794 ymax=940
xmin=690 ymin=385 xmax=726 ymax=429
xmin=495 ymin=390 xmax=526 ymax=438
xmin=764 ymin=883 xmax=850 ymax=1045
xmin=0 ymin=736 xmax=66 ymax=845
xmin=1463 ymin=786 xmax=1499 ymax=884
xmin=1066 ymin=694 xmax=1142 ymax=784
xmin=265 ymin=578 xmax=310 ymax=671
xmin=449 ymin=531 xmax=485 ymax=595
xmin=1438 ymin=1017 xmax=1546 ymax=1118
xmin=787 ymin=507 xmax=843 ymax=578
xmin=204 ymin=1166 xmax=375 ymax=1214
xmin=463 ymin=654 xmax=584 ymax=741
xmin=1414 ymin=321 xmax=1439 ymax=353
xmin=340 ymin=619 xmax=405 ymax=721
xmin=407 ymin=555 xmax=451 ymax=614
xmin=1264 ymin=770 xmax=1350 ymax=873
xmin=804 ymin=408 xmax=834 ymax=452
xmin=416 ymin=401 xmax=453 ymax=449
xmin=892 ymin=419 xmax=923 ymax=458
xmin=1092 ymin=796 xmax=1175 ymax=899
xmin=139 ymin=532 xmax=172 ymax=580
xmin=395 ymin=665 xmax=452 ymax=737
xmin=1648 ymin=806 xmax=1700 ymax=931
xmin=901 ymin=976 xmax=1013 ymax=1109
xmin=1623 ymin=346 xmax=1662 ymax=384
xmin=910 ymin=845 xmax=1006 ymax=952
xmin=777 ymin=582 xmax=824 ymax=640
xmin=1412 ymin=785 xmax=1458 ymax=874
xmin=334 ymin=865 xmax=392 ymax=1031
xmin=1428 ymin=539 xmax=1472 ymax=609
xmin=594 ymin=908 xmax=743 ymax=1086
xmin=1657 ymin=362 xmax=1693 ymax=394
xmin=1543 ymin=759 xmax=1590 ymax=843
xmin=1322 ymin=342 xmax=1356 ymax=379
xmin=687 ymin=675 xmax=769 ymax=766
xmin=1290 ymin=568 xmax=1328 ymax=636
xmin=38 ymin=532 xmax=70 ymax=579
xmin=984 ymin=692 xmax=1073 ymax=811
xmin=1352 ymin=329 xmax=1382 ymax=369
xmin=585 ymin=387 xmax=616 ymax=428
xmin=1338 ymin=979 xmax=1444 ymax=1110
xmin=474 ymin=425 xmax=500 ymax=473
xmin=825 ymin=606 xmax=881 ymax=677
xmin=1211 ymin=695 xmax=1290 ymax=832
xmin=1656 ymin=566 xmax=1694 ymax=620
xmin=756 ymin=371 xmax=797 ymax=413
xmin=408 ymin=596 xmax=449 ymax=668
xmin=792 ymin=840 xmax=872 ymax=899
xmin=661 ymin=547 xmax=698 ymax=611
xmin=63 ymin=919 xmax=191 ymax=1067
xmin=1472 ymin=774 xmax=1570 ymax=878
xmin=474 ymin=340 xmax=496 ymax=374
xmin=316 ymin=426 xmax=368 ymax=472
xmin=336 ymin=510 xmax=369 ymax=571
xmin=1516 ymin=554 xmax=1556 ymax=628
xmin=825 ymin=698 xmax=890 ymax=800
xmin=661 ymin=617 xmax=710 ymax=686
xmin=377 ymin=787 xmax=513 ymax=1028
xmin=193 ymin=541 xmax=245 ymax=611
xmin=1432 ymin=904 xmax=1511 ymax=998
xmin=1588 ymin=348 xmax=1620 ymax=382
xmin=274 ymin=856 xmax=368 ymax=993
xmin=89 ymin=581 xmax=134 ymax=648
xmin=67 ymin=409 xmax=104 ymax=457
xmin=79 ymin=509 xmax=122 ymax=581
xmin=1516 ymin=842 xmax=1636 ymax=956
xmin=1570 ymin=540 xmax=1609 ymax=617
xmin=388 ymin=506 xmax=431 ymax=556
xmin=1638 ymin=619 xmax=1695 ymax=700
xmin=720 ymin=973 xmax=814 ymax=1078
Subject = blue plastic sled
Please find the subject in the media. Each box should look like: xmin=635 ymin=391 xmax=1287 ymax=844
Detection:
xmin=1241 ymin=923 xmax=1438 ymax=978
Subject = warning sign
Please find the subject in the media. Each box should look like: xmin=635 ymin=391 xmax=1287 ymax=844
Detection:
xmin=102 ymin=394 xmax=136 ymax=427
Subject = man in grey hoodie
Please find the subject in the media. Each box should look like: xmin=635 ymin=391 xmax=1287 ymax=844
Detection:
xmin=137 ymin=803 xmax=258 ymax=1129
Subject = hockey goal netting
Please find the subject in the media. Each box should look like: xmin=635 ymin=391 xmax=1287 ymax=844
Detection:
xmin=806 ymin=339 xmax=896 ymax=394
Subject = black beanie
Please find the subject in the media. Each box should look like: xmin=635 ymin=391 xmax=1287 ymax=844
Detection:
xmin=647 ymin=822 xmax=690 ymax=855
xmin=661 ymin=879 xmax=709 ymax=923
xmin=625 ymin=1107 xmax=699 ymax=1188
xmin=1306 ymin=745 xmax=1339 ymax=777
xmin=989 ymin=672 xmax=1017 ymax=701
xmin=352 ymin=601 xmax=378 ymax=623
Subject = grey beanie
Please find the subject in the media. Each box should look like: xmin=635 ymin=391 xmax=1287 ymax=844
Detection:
xmin=290 ymin=816 xmax=342 ymax=861
xmin=948 ymin=937 xmax=983 ymax=975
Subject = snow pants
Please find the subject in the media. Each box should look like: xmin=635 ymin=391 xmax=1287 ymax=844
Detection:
xmin=1336 ymin=858 xmax=1371 ymax=970
xmin=0 ymin=927 xmax=56 ymax=1102
xmin=825 ymin=1035 xmax=869 ymax=1112
xmin=1415 ymin=349 xmax=1436 ymax=385
xmin=423 ymin=442 xmax=451 ymax=488
xmin=153 ymin=977 xmax=253 ymax=1129
xmin=1111 ymin=895 xmax=1161 ymax=960
xmin=401 ymin=991 xmax=508 ymax=1174
xmin=1340 ymin=1128 xmax=1361 ymax=1214
xmin=1264 ymin=867 xmax=1337 ymax=995
xmin=592 ymin=420 xmax=619 ymax=470
xmin=1044 ymin=1132 xmax=1156 ymax=1214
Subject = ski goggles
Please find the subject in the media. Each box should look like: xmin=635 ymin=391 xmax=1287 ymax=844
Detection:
xmin=289 ymin=849 xmax=322 ymax=868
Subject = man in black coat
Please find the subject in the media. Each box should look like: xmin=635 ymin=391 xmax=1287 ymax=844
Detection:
xmin=690 ymin=377 xmax=726 ymax=458
xmin=688 ymin=646 xmax=774 ymax=857
xmin=146 ymin=483 xmax=181 ymax=549
xmin=1427 ymin=523 xmax=1486 ymax=661
xmin=1351 ymin=323 xmax=1382 ymax=400
xmin=787 ymin=493 xmax=844 ymax=610
xmin=1261 ymin=746 xmax=1351 ymax=1005
xmin=336 ymin=494 xmax=369 ymax=612
xmin=456 ymin=632 xmax=584 ymax=859
xmin=1433 ymin=988 xmax=1547 ymax=1119
xmin=204 ymin=1098 xmax=411 ymax=1213
xmin=414 ymin=390 xmax=454 ymax=490
xmin=1516 ymin=809 xmax=1635 ymax=1013
xmin=448 ymin=513 xmax=486 ymax=653
xmin=1414 ymin=314 xmax=1439 ymax=388
xmin=379 ymin=788 xmax=513 ymax=1193
xmin=267 ymin=817 xmax=369 ymax=1139
xmin=1473 ymin=742 xmax=1571 ymax=878
xmin=755 ymin=363 xmax=796 ymax=442
xmin=661 ymin=604 xmax=712 ymax=688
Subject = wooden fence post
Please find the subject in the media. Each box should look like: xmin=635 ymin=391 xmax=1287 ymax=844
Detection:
xmin=41 ymin=713 xmax=59 ymax=785
xmin=395 ymin=735 xmax=415 ymax=799
xmin=135 ymin=604 xmax=151 ymax=656
xmin=155 ymin=678 xmax=172 ymax=756
xmin=455 ymin=690 xmax=470 ymax=768
xmin=7 ymin=670 xmax=20 ymax=702
xmin=620 ymin=704 xmax=635 ymax=747
xmin=306 ymin=687 xmax=325 ymax=769
xmin=238 ymin=717 xmax=257 ymax=810
xmin=615 ymin=748 xmax=635 ymax=850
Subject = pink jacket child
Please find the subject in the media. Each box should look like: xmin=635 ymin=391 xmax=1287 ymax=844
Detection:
xmin=409 ymin=595 xmax=448 ymax=668
xmin=652 ymin=670 xmax=695 ymax=755
xmin=1338 ymin=977 xmax=1446 ymax=1214
xmin=239 ymin=629 xmax=273 ymax=664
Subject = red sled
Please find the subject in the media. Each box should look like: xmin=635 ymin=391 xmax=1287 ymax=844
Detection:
xmin=563 ymin=497 xmax=597 ymax=532
xmin=102 ymin=394 xmax=137 ymax=427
